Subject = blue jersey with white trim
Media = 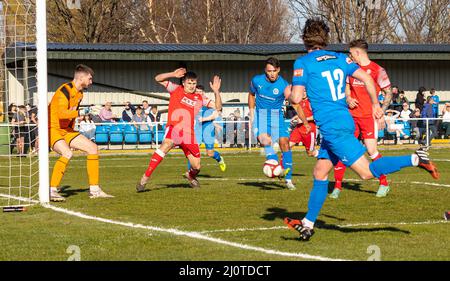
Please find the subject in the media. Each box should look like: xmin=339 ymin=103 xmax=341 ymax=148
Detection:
xmin=249 ymin=74 xmax=289 ymax=117
xmin=292 ymin=50 xmax=360 ymax=135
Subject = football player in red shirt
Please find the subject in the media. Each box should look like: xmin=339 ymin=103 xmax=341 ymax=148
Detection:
xmin=331 ymin=39 xmax=394 ymax=199
xmin=136 ymin=68 xmax=222 ymax=191
xmin=289 ymin=90 xmax=318 ymax=158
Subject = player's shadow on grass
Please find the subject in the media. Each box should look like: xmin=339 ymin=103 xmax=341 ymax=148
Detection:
xmin=197 ymin=174 xmax=222 ymax=179
xmin=329 ymin=181 xmax=376 ymax=195
xmin=59 ymin=185 xmax=89 ymax=198
xmin=262 ymin=207 xmax=410 ymax=237
xmin=237 ymin=181 xmax=286 ymax=191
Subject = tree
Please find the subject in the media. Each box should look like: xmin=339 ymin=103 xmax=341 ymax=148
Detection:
xmin=288 ymin=0 xmax=397 ymax=43
xmin=47 ymin=0 xmax=132 ymax=43
xmin=392 ymin=0 xmax=450 ymax=43
xmin=287 ymin=0 xmax=450 ymax=44
xmin=47 ymin=0 xmax=293 ymax=44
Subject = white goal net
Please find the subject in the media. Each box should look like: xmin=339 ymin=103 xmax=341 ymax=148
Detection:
xmin=0 ymin=0 xmax=48 ymax=208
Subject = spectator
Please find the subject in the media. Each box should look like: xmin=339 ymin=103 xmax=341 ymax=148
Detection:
xmin=132 ymin=107 xmax=148 ymax=131
xmin=385 ymin=109 xmax=409 ymax=144
xmin=400 ymin=102 xmax=412 ymax=121
xmin=99 ymin=102 xmax=117 ymax=123
xmin=28 ymin=106 xmax=39 ymax=154
xmin=440 ymin=103 xmax=450 ymax=139
xmin=147 ymin=105 xmax=163 ymax=130
xmin=11 ymin=105 xmax=29 ymax=155
xmin=430 ymin=88 xmax=439 ymax=118
xmin=79 ymin=114 xmax=96 ymax=141
xmin=142 ymin=100 xmax=151 ymax=116
xmin=396 ymin=91 xmax=409 ymax=109
xmin=121 ymin=101 xmax=136 ymax=122
xmin=8 ymin=103 xmax=17 ymax=122
xmin=415 ymin=86 xmax=426 ymax=112
xmin=409 ymin=108 xmax=422 ymax=143
xmin=420 ymin=96 xmax=437 ymax=144
xmin=389 ymin=86 xmax=399 ymax=110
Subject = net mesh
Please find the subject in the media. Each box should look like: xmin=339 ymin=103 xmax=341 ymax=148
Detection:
xmin=0 ymin=0 xmax=39 ymax=207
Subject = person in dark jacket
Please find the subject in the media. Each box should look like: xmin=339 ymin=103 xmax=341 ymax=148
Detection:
xmin=121 ymin=101 xmax=136 ymax=122
xmin=415 ymin=86 xmax=426 ymax=112
xmin=420 ymin=96 xmax=436 ymax=145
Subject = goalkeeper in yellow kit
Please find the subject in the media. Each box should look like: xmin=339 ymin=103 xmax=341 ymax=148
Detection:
xmin=48 ymin=64 xmax=113 ymax=202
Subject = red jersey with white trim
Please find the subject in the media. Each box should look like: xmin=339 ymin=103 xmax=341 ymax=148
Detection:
xmin=296 ymin=97 xmax=316 ymax=134
xmin=348 ymin=61 xmax=391 ymax=118
xmin=165 ymin=82 xmax=211 ymax=136
xmin=300 ymin=98 xmax=313 ymax=119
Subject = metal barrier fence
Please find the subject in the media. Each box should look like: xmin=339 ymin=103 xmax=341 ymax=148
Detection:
xmin=69 ymin=117 xmax=448 ymax=150
xmin=0 ymin=117 xmax=447 ymax=153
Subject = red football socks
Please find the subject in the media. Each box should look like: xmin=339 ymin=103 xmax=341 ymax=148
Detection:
xmin=145 ymin=149 xmax=165 ymax=177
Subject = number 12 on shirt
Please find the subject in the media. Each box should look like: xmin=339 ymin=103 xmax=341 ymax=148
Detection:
xmin=322 ymin=69 xmax=345 ymax=101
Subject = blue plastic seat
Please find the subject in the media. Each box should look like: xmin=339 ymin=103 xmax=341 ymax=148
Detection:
xmin=139 ymin=129 xmax=152 ymax=144
xmin=95 ymin=125 xmax=109 ymax=144
xmin=109 ymin=125 xmax=124 ymax=144
xmin=124 ymin=125 xmax=138 ymax=144
xmin=152 ymin=124 xmax=166 ymax=144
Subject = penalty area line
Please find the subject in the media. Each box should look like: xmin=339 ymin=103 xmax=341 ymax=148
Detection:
xmin=0 ymin=193 xmax=347 ymax=261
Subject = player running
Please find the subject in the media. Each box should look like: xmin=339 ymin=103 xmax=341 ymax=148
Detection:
xmin=330 ymin=39 xmax=394 ymax=199
xmin=289 ymin=91 xmax=318 ymax=158
xmin=284 ymin=18 xmax=439 ymax=241
xmin=49 ymin=64 xmax=113 ymax=202
xmin=249 ymin=57 xmax=310 ymax=190
xmin=136 ymin=68 xmax=222 ymax=191
xmin=189 ymin=85 xmax=226 ymax=172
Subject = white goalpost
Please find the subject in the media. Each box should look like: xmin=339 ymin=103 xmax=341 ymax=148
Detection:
xmin=36 ymin=0 xmax=48 ymax=204
xmin=0 ymin=0 xmax=48 ymax=208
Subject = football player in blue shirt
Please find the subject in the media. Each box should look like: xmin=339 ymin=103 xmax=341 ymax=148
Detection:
xmin=249 ymin=57 xmax=310 ymax=190
xmin=284 ymin=18 xmax=440 ymax=241
xmin=189 ymin=85 xmax=226 ymax=172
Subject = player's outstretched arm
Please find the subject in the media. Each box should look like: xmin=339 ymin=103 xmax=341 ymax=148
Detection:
xmin=209 ymin=75 xmax=223 ymax=112
xmin=155 ymin=68 xmax=186 ymax=87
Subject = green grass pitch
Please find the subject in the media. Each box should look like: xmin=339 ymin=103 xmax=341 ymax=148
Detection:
xmin=0 ymin=148 xmax=449 ymax=261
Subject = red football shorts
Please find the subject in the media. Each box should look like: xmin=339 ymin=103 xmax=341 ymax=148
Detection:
xmin=289 ymin=123 xmax=317 ymax=152
xmin=353 ymin=116 xmax=377 ymax=140
xmin=164 ymin=126 xmax=201 ymax=158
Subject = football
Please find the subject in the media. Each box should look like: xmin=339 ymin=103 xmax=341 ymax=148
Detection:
xmin=263 ymin=160 xmax=283 ymax=178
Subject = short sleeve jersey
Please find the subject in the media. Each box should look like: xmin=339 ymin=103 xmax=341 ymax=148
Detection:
xmin=292 ymin=50 xmax=359 ymax=135
xmin=165 ymin=82 xmax=211 ymax=135
xmin=249 ymin=74 xmax=289 ymax=117
xmin=347 ymin=61 xmax=391 ymax=118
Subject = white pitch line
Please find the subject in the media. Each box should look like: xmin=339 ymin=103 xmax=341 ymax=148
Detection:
xmin=344 ymin=178 xmax=450 ymax=188
xmin=0 ymin=193 xmax=345 ymax=261
xmin=199 ymin=220 xmax=449 ymax=234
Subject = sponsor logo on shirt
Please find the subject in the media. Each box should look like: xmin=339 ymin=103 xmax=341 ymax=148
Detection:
xmin=352 ymin=78 xmax=365 ymax=86
xmin=293 ymin=69 xmax=303 ymax=77
xmin=181 ymin=96 xmax=196 ymax=107
xmin=316 ymin=55 xmax=337 ymax=62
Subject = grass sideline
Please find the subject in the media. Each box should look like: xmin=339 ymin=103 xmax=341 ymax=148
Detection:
xmin=0 ymin=148 xmax=449 ymax=261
